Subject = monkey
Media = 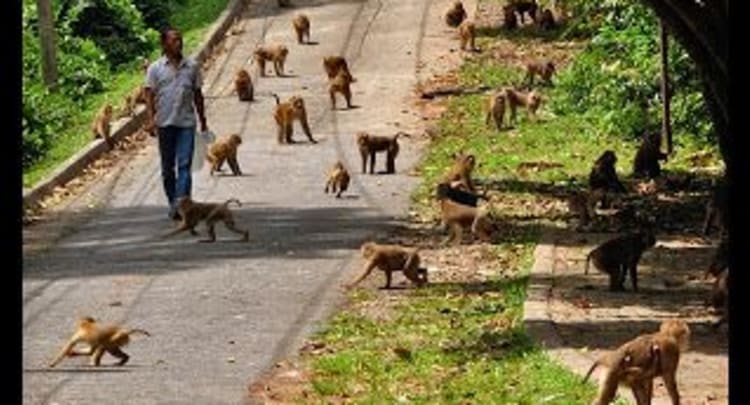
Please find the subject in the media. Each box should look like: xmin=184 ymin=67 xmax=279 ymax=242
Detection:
xmin=328 ymin=68 xmax=354 ymax=110
xmin=567 ymin=189 xmax=603 ymax=230
xmin=537 ymin=8 xmax=556 ymax=30
xmin=323 ymin=56 xmax=355 ymax=81
xmin=234 ymin=69 xmax=254 ymax=102
xmin=92 ymin=104 xmax=115 ymax=148
xmin=705 ymin=238 xmax=728 ymax=279
xmin=444 ymin=0 xmax=467 ymax=28
xmin=702 ymin=180 xmax=728 ymax=236
xmin=583 ymin=319 xmax=690 ymax=405
xmin=253 ymin=44 xmax=289 ymax=77
xmin=324 ymin=161 xmax=350 ymax=198
xmin=458 ymin=20 xmax=477 ymax=52
xmin=206 ymin=133 xmax=243 ymax=176
xmin=510 ymin=0 xmax=538 ymax=24
xmin=485 ymin=90 xmax=507 ymax=131
xmin=348 ymin=242 xmax=428 ymax=289
xmin=436 ymin=183 xmax=495 ymax=245
xmin=589 ymin=150 xmax=627 ymax=209
xmin=584 ymin=230 xmax=656 ymax=292
xmin=162 ymin=197 xmax=249 ymax=243
xmin=272 ymin=94 xmax=316 ymax=144
xmin=505 ymin=88 xmax=542 ymax=124
xmin=49 ymin=316 xmax=150 ymax=368
xmin=292 ymin=14 xmax=310 ymax=44
xmin=122 ymin=58 xmax=151 ymax=117
xmin=523 ymin=60 xmax=556 ymax=88
xmin=632 ymin=132 xmax=668 ymax=179
xmin=442 ymin=152 xmax=477 ymax=193
xmin=503 ymin=4 xmax=519 ymax=30
xmin=356 ymin=131 xmax=408 ymax=174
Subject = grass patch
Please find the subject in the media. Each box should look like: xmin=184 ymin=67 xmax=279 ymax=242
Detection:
xmin=22 ymin=0 xmax=230 ymax=188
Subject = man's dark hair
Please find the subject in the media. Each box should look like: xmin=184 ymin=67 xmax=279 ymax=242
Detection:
xmin=160 ymin=26 xmax=179 ymax=43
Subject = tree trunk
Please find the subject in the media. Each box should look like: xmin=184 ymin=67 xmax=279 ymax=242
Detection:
xmin=36 ymin=0 xmax=58 ymax=89
xmin=659 ymin=20 xmax=672 ymax=155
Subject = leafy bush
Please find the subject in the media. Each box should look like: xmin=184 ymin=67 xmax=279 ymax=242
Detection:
xmin=132 ymin=0 xmax=173 ymax=29
xmin=551 ymin=1 xmax=713 ymax=144
xmin=62 ymin=0 xmax=158 ymax=67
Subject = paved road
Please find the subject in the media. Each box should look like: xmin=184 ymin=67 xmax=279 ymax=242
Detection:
xmin=22 ymin=0 xmax=455 ymax=403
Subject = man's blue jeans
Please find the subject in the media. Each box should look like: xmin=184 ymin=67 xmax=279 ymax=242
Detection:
xmin=158 ymin=126 xmax=195 ymax=214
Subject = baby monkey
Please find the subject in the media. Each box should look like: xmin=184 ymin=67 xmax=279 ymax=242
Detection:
xmin=523 ymin=60 xmax=556 ymax=87
xmin=49 ymin=316 xmax=150 ymax=367
xmin=328 ymin=68 xmax=355 ymax=110
xmin=292 ymin=14 xmax=311 ymax=44
xmin=324 ymin=161 xmax=350 ymax=198
xmin=436 ymin=183 xmax=495 ymax=245
xmin=234 ymin=68 xmax=254 ymax=102
xmin=92 ymin=103 xmax=114 ymax=148
xmin=458 ymin=20 xmax=477 ymax=52
xmin=163 ymin=197 xmax=249 ymax=243
xmin=485 ymin=90 xmax=507 ymax=131
xmin=584 ymin=319 xmax=691 ymax=405
xmin=505 ymin=88 xmax=542 ymax=124
xmin=348 ymin=242 xmax=428 ymax=289
xmin=206 ymin=133 xmax=243 ymax=176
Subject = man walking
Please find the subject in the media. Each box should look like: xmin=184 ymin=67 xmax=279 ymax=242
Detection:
xmin=145 ymin=27 xmax=208 ymax=220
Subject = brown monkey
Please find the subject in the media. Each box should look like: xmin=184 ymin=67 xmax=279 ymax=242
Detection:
xmin=458 ymin=20 xmax=477 ymax=52
xmin=444 ymin=1 xmax=467 ymax=28
xmin=503 ymin=4 xmax=519 ymax=29
xmin=272 ymin=94 xmax=316 ymax=144
xmin=356 ymin=131 xmax=408 ymax=174
xmin=234 ymin=69 xmax=254 ymax=102
xmin=584 ymin=230 xmax=656 ymax=292
xmin=162 ymin=197 xmax=249 ymax=243
xmin=324 ymin=161 xmax=350 ymax=198
xmin=537 ymin=8 xmax=556 ymax=30
xmin=328 ymin=68 xmax=354 ymax=110
xmin=702 ymin=181 xmax=728 ymax=236
xmin=292 ymin=14 xmax=310 ymax=44
xmin=442 ymin=152 xmax=477 ymax=193
xmin=92 ymin=104 xmax=115 ymax=147
xmin=122 ymin=58 xmax=151 ymax=117
xmin=632 ymin=132 xmax=668 ymax=179
xmin=485 ymin=90 xmax=507 ymax=130
xmin=436 ymin=183 xmax=495 ymax=245
xmin=348 ymin=242 xmax=428 ymax=289
xmin=253 ymin=44 xmax=289 ymax=77
xmin=206 ymin=133 xmax=243 ymax=176
xmin=505 ymin=88 xmax=542 ymax=124
xmin=323 ymin=56 xmax=355 ymax=81
xmin=523 ymin=60 xmax=556 ymax=87
xmin=510 ymin=0 xmax=538 ymax=24
xmin=583 ymin=319 xmax=691 ymax=405
xmin=49 ymin=316 xmax=150 ymax=368
xmin=589 ymin=150 xmax=627 ymax=209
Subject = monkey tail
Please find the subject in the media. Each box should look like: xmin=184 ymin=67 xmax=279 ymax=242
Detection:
xmin=125 ymin=328 xmax=151 ymax=338
xmin=224 ymin=198 xmax=242 ymax=208
xmin=582 ymin=361 xmax=599 ymax=384
xmin=272 ymin=93 xmax=281 ymax=105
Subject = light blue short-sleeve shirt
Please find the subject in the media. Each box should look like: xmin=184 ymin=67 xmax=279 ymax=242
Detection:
xmin=145 ymin=56 xmax=202 ymax=128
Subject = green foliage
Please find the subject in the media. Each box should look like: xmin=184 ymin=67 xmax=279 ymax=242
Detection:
xmin=62 ymin=0 xmax=158 ymax=67
xmin=551 ymin=1 xmax=713 ymax=144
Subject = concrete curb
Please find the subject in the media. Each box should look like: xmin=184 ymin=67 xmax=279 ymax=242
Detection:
xmin=23 ymin=0 xmax=246 ymax=210
xmin=523 ymin=238 xmax=642 ymax=404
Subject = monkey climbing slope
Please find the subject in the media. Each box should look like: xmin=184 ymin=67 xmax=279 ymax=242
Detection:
xmin=22 ymin=0 xmax=444 ymax=403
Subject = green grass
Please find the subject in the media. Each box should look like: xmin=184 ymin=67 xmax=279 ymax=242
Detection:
xmin=22 ymin=0 xmax=230 ymax=188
